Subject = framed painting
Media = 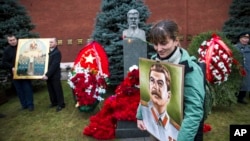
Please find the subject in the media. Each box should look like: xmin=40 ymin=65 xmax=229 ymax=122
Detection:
xmin=139 ymin=58 xmax=184 ymax=141
xmin=13 ymin=38 xmax=50 ymax=79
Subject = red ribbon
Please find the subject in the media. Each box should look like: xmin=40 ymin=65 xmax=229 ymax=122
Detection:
xmin=212 ymin=34 xmax=232 ymax=56
xmin=205 ymin=40 xmax=215 ymax=83
xmin=204 ymin=34 xmax=233 ymax=83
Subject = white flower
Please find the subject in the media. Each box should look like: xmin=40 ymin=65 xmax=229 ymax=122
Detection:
xmin=68 ymin=72 xmax=73 ymax=78
xmin=214 ymin=81 xmax=221 ymax=85
xmin=212 ymin=56 xmax=219 ymax=63
xmin=198 ymin=48 xmax=202 ymax=54
xmin=88 ymin=85 xmax=93 ymax=89
xmin=201 ymin=51 xmax=206 ymax=57
xmin=93 ymin=95 xmax=104 ymax=101
xmin=214 ymin=44 xmax=219 ymax=50
xmin=83 ymin=68 xmax=90 ymax=73
xmin=218 ymin=62 xmax=224 ymax=68
xmin=224 ymin=77 xmax=228 ymax=82
xmin=129 ymin=65 xmax=138 ymax=72
xmin=222 ymin=67 xmax=228 ymax=72
xmin=74 ymin=63 xmax=83 ymax=73
xmin=102 ymin=73 xmax=108 ymax=78
xmin=210 ymin=65 xmax=214 ymax=70
xmin=215 ymin=55 xmax=220 ymax=60
xmin=214 ymin=74 xmax=222 ymax=80
xmin=198 ymin=47 xmax=202 ymax=52
xmin=201 ymin=41 xmax=207 ymax=46
xmin=75 ymin=102 xmax=79 ymax=107
xmin=222 ymin=54 xmax=228 ymax=59
xmin=206 ymin=41 xmax=211 ymax=47
xmin=67 ymin=80 xmax=75 ymax=89
xmin=85 ymin=85 xmax=93 ymax=94
xmin=218 ymin=50 xmax=223 ymax=55
xmin=97 ymin=88 xmax=106 ymax=94
xmin=212 ymin=69 xmax=219 ymax=75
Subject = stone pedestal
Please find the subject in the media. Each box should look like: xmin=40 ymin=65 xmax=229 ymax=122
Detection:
xmin=60 ymin=69 xmax=69 ymax=80
xmin=123 ymin=39 xmax=147 ymax=77
xmin=115 ymin=120 xmax=150 ymax=138
xmin=120 ymin=39 xmax=148 ymax=138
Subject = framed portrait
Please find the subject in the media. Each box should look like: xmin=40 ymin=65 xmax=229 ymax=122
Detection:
xmin=13 ymin=38 xmax=50 ymax=79
xmin=139 ymin=58 xmax=184 ymax=141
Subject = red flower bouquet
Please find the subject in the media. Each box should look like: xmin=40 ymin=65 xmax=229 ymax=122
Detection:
xmin=83 ymin=65 xmax=140 ymax=139
xmin=114 ymin=65 xmax=140 ymax=121
xmin=68 ymin=64 xmax=108 ymax=112
xmin=68 ymin=41 xmax=109 ymax=112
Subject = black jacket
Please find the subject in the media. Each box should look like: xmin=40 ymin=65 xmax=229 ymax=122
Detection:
xmin=45 ymin=47 xmax=61 ymax=80
xmin=1 ymin=45 xmax=17 ymax=76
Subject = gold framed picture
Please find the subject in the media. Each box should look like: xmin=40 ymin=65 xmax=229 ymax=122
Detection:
xmin=13 ymin=38 xmax=50 ymax=79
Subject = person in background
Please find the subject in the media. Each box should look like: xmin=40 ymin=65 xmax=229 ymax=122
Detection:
xmin=1 ymin=34 xmax=34 ymax=111
xmin=136 ymin=20 xmax=205 ymax=141
xmin=42 ymin=38 xmax=65 ymax=112
xmin=235 ymin=32 xmax=250 ymax=104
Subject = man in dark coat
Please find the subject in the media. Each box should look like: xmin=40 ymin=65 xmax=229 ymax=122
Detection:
xmin=42 ymin=38 xmax=65 ymax=111
xmin=235 ymin=31 xmax=250 ymax=104
xmin=1 ymin=34 xmax=34 ymax=111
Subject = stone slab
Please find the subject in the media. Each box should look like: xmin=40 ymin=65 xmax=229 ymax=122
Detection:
xmin=115 ymin=121 xmax=150 ymax=138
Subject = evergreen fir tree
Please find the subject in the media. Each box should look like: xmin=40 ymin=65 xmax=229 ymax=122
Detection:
xmin=0 ymin=0 xmax=39 ymax=47
xmin=91 ymin=0 xmax=151 ymax=85
xmin=222 ymin=0 xmax=250 ymax=44
xmin=0 ymin=0 xmax=38 ymax=83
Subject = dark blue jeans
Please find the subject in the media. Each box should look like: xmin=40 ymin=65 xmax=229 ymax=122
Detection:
xmin=12 ymin=79 xmax=34 ymax=109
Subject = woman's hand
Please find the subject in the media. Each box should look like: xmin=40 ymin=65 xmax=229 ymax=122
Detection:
xmin=137 ymin=119 xmax=147 ymax=130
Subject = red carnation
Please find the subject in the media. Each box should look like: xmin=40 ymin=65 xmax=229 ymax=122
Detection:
xmin=203 ymin=123 xmax=212 ymax=133
xmin=240 ymin=67 xmax=247 ymax=76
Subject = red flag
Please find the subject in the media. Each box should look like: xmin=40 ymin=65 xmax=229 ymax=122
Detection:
xmin=73 ymin=41 xmax=109 ymax=76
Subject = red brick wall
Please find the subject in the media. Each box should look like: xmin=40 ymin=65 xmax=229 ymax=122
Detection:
xmin=20 ymin=0 xmax=232 ymax=62
xmin=144 ymin=0 xmax=232 ymax=45
xmin=20 ymin=0 xmax=101 ymax=62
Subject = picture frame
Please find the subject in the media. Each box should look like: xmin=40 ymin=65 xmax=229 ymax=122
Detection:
xmin=13 ymin=38 xmax=50 ymax=79
xmin=139 ymin=58 xmax=184 ymax=140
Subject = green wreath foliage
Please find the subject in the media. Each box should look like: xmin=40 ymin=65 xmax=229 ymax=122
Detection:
xmin=79 ymin=100 xmax=100 ymax=113
xmin=188 ymin=31 xmax=242 ymax=108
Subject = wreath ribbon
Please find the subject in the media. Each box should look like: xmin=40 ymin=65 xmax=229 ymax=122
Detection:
xmin=204 ymin=34 xmax=233 ymax=83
